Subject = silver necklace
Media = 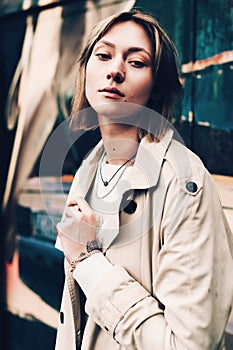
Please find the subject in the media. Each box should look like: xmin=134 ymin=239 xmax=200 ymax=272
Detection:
xmin=100 ymin=156 xmax=133 ymax=187
xmin=96 ymin=154 xmax=134 ymax=199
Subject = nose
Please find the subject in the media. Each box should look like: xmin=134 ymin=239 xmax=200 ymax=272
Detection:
xmin=106 ymin=59 xmax=125 ymax=83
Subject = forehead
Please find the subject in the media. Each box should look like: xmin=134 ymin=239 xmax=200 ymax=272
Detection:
xmin=96 ymin=20 xmax=152 ymax=51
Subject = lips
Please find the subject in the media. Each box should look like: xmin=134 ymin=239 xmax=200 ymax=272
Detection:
xmin=99 ymin=87 xmax=124 ymax=97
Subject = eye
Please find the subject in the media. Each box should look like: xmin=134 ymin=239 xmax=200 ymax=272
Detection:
xmin=129 ymin=60 xmax=146 ymax=68
xmin=95 ymin=53 xmax=111 ymax=61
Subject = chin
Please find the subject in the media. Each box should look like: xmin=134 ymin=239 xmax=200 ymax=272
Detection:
xmin=93 ymin=102 xmax=144 ymax=124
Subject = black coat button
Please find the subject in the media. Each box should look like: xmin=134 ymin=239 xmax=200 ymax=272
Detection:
xmin=123 ymin=200 xmax=137 ymax=214
xmin=186 ymin=181 xmax=198 ymax=193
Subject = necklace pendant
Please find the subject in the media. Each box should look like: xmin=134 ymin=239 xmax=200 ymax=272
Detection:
xmin=104 ymin=181 xmax=108 ymax=187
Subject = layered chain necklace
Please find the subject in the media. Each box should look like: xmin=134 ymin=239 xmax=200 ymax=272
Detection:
xmin=96 ymin=153 xmax=134 ymax=199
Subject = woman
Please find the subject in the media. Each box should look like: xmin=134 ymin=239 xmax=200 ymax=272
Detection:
xmin=55 ymin=10 xmax=233 ymax=350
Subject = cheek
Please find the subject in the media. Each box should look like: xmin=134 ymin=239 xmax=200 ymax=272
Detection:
xmin=143 ymin=73 xmax=154 ymax=92
xmin=134 ymin=76 xmax=153 ymax=102
xmin=85 ymin=62 xmax=96 ymax=102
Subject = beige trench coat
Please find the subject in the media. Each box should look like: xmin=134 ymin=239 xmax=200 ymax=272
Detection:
xmin=55 ymin=129 xmax=233 ymax=350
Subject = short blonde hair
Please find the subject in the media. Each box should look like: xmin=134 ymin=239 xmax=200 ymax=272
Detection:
xmin=70 ymin=9 xmax=183 ymax=137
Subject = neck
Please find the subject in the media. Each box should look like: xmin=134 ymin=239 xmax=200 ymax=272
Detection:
xmin=99 ymin=119 xmax=139 ymax=165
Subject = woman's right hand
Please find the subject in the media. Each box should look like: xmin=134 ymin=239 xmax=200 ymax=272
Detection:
xmin=56 ymin=196 xmax=96 ymax=264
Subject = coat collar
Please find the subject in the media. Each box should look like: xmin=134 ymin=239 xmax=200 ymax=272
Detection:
xmin=124 ymin=128 xmax=173 ymax=189
xmin=73 ymin=128 xmax=174 ymax=199
xmin=67 ymin=128 xmax=174 ymax=250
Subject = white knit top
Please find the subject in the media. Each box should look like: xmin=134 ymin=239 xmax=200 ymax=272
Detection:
xmin=73 ymin=157 xmax=132 ymax=296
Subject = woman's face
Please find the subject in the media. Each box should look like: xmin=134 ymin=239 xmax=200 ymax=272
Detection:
xmin=85 ymin=20 xmax=154 ymax=116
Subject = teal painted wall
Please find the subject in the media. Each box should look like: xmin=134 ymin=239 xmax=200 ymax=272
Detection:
xmin=135 ymin=0 xmax=233 ymax=130
xmin=0 ymin=0 xmax=232 ymax=176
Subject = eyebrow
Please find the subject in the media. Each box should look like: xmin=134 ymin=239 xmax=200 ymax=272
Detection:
xmin=95 ymin=39 xmax=152 ymax=59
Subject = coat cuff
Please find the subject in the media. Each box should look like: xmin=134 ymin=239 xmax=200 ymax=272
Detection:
xmin=73 ymin=253 xmax=113 ymax=297
xmin=85 ymin=265 xmax=151 ymax=338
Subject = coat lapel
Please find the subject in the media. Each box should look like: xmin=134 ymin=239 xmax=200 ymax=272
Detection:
xmin=67 ymin=129 xmax=174 ymax=250
xmin=124 ymin=128 xmax=174 ymax=189
xmin=72 ymin=128 xmax=174 ymax=196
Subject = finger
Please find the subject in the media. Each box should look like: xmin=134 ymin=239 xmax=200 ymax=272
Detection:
xmin=66 ymin=206 xmax=83 ymax=219
xmin=65 ymin=204 xmax=81 ymax=216
xmin=69 ymin=205 xmax=81 ymax=214
xmin=56 ymin=221 xmax=79 ymax=243
xmin=67 ymin=199 xmax=79 ymax=207
xmin=67 ymin=200 xmax=81 ymax=215
xmin=56 ymin=226 xmax=61 ymax=237
xmin=74 ymin=196 xmax=93 ymax=215
xmin=56 ymin=223 xmax=64 ymax=236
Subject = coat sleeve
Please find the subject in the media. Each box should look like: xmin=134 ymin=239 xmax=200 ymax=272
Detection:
xmin=84 ymin=165 xmax=233 ymax=350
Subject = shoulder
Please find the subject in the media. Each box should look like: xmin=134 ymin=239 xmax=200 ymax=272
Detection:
xmin=163 ymin=139 xmax=213 ymax=196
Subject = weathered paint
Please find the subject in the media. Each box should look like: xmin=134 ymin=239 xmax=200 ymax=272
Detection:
xmin=136 ymin=0 xmax=233 ymax=174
